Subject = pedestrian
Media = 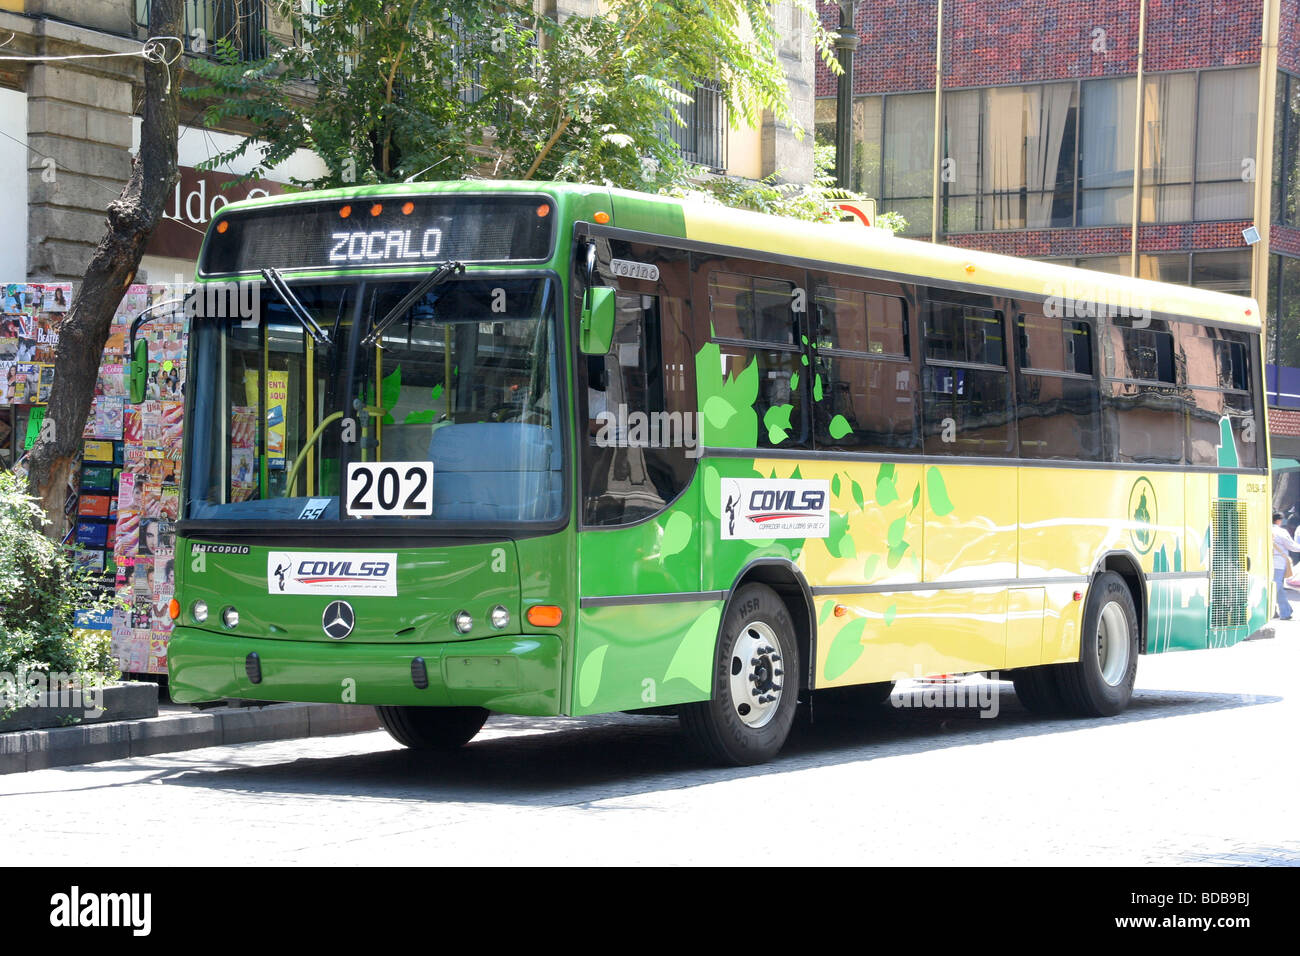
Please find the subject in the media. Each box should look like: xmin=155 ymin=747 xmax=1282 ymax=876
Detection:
xmin=1272 ymin=512 xmax=1300 ymax=620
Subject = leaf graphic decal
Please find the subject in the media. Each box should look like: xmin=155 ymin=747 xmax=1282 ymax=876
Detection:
xmin=578 ymin=644 xmax=608 ymax=708
xmin=831 ymin=474 xmax=841 ymax=497
xmin=926 ymin=467 xmax=955 ymax=516
xmin=763 ymin=403 xmax=793 ymax=444
xmin=703 ymin=395 xmax=737 ymax=429
xmin=851 ymin=480 xmax=865 ymax=511
xmin=813 ymin=375 xmax=823 ymax=402
xmin=665 ymin=608 xmax=721 ymax=692
xmin=828 ymin=415 xmax=852 ymax=439
xmin=876 ymin=463 xmax=899 ymax=506
xmin=884 ymin=603 xmax=897 ymax=626
xmin=863 ymin=553 xmax=880 ymax=579
xmin=661 ymin=511 xmax=693 ymax=559
xmin=824 ymin=618 xmax=867 ymax=681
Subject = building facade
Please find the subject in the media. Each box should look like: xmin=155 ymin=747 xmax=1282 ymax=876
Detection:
xmin=0 ymin=0 xmax=816 ymax=284
xmin=815 ymin=0 xmax=1300 ymax=502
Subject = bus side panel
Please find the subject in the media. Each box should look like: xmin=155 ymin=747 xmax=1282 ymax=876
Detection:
xmin=571 ymin=482 xmax=707 ymax=715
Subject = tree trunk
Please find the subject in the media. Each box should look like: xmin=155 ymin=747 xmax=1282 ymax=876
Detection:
xmin=25 ymin=0 xmax=183 ymax=538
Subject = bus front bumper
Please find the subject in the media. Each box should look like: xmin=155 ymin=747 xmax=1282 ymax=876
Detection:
xmin=167 ymin=627 xmax=564 ymax=716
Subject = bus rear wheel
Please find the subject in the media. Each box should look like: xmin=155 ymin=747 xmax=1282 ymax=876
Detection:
xmin=680 ymin=583 xmax=800 ymax=766
xmin=375 ymin=705 xmax=489 ymax=751
xmin=1055 ymin=571 xmax=1139 ymax=717
xmin=1011 ymin=666 xmax=1067 ymax=714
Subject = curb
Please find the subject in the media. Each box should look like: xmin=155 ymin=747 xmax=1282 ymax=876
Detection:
xmin=0 ymin=703 xmax=381 ymax=775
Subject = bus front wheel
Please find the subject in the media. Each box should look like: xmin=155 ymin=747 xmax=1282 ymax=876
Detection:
xmin=680 ymin=583 xmax=800 ymax=766
xmin=1056 ymin=571 xmax=1139 ymax=717
xmin=375 ymin=705 xmax=489 ymax=751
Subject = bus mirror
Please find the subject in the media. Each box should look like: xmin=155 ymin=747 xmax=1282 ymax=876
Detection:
xmin=580 ymin=286 xmax=615 ymax=354
xmin=128 ymin=336 xmax=148 ymax=404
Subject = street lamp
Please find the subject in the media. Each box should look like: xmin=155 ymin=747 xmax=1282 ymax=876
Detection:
xmin=834 ymin=1 xmax=859 ymax=191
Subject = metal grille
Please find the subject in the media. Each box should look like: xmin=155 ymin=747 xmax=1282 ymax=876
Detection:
xmin=667 ymin=80 xmax=727 ymax=172
xmin=137 ymin=1 xmax=268 ymax=62
xmin=1209 ymin=499 xmax=1250 ymax=629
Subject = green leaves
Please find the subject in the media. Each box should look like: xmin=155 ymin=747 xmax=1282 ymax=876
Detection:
xmin=184 ymin=1 xmax=840 ymax=195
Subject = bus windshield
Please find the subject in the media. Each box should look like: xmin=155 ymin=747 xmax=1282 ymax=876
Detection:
xmin=183 ymin=275 xmax=563 ymax=527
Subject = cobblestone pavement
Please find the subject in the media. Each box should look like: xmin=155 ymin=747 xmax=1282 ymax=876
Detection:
xmin=4 ymin=622 xmax=1298 ymax=865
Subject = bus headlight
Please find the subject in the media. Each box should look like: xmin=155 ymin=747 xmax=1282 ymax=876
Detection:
xmin=490 ymin=605 xmax=510 ymax=629
xmin=221 ymin=606 xmax=240 ymax=629
xmin=191 ymin=600 xmax=209 ymax=623
xmin=453 ymin=610 xmax=473 ymax=634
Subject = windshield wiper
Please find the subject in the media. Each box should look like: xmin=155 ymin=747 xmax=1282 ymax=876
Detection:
xmin=261 ymin=268 xmax=331 ymax=345
xmin=362 ymin=260 xmax=465 ymax=348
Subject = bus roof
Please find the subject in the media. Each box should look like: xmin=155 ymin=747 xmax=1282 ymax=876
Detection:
xmin=211 ymin=180 xmax=1261 ymax=329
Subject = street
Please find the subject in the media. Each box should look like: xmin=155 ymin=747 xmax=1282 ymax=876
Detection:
xmin=5 ymin=623 xmax=1298 ymax=866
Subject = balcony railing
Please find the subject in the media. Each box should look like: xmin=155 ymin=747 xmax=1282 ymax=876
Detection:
xmin=667 ymin=80 xmax=727 ymax=173
xmin=137 ymin=0 xmax=268 ymax=62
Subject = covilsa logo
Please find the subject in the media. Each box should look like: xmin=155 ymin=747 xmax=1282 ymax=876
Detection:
xmin=49 ymin=886 xmax=151 ymax=936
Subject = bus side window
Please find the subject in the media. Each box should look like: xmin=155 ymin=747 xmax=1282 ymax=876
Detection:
xmin=708 ymin=270 xmax=808 ymax=450
xmin=580 ymin=292 xmax=694 ymax=526
xmin=811 ymin=283 xmax=918 ymax=452
xmin=1103 ymin=318 xmax=1185 ymax=465
xmin=1015 ymin=313 xmax=1102 ymax=461
xmin=1181 ymin=322 xmax=1258 ymax=467
xmin=921 ymin=300 xmax=1014 ymax=456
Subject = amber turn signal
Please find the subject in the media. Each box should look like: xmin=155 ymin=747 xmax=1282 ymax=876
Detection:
xmin=833 ymin=604 xmax=847 ymax=618
xmin=593 ymin=211 xmax=611 ymax=224
xmin=526 ymin=605 xmax=563 ymax=628
xmin=168 ymin=598 xmax=180 ymax=620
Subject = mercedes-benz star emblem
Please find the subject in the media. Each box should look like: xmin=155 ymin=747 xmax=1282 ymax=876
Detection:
xmin=322 ymin=600 xmax=355 ymax=640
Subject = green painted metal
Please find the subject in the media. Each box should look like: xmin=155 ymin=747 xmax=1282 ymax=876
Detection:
xmin=168 ymin=626 xmax=564 ymax=714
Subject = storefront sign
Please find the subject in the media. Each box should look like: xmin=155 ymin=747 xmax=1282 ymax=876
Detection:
xmin=149 ymin=166 xmax=289 ymax=261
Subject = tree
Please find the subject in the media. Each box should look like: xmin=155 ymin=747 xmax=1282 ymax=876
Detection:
xmin=25 ymin=0 xmax=183 ymax=538
xmin=185 ymin=0 xmax=837 ymax=192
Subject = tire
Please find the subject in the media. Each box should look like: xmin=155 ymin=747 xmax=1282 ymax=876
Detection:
xmin=680 ymin=583 xmax=800 ymax=766
xmin=1055 ymin=571 xmax=1139 ymax=717
xmin=375 ymin=705 xmax=489 ymax=750
xmin=1011 ymin=666 xmax=1067 ymax=715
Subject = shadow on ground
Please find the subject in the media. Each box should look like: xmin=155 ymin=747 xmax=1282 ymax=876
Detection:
xmin=52 ymin=683 xmax=1279 ymax=809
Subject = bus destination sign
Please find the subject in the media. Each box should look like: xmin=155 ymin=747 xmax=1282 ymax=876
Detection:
xmin=199 ymin=194 xmax=557 ymax=276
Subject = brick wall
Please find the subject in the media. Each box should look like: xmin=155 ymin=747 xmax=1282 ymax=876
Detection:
xmin=1279 ymin=0 xmax=1300 ymax=75
xmin=1269 ymin=407 xmax=1300 ymax=433
xmin=943 ymin=221 xmax=1254 ymax=258
xmin=1273 ymin=226 xmax=1300 ymax=258
xmin=1145 ymin=0 xmax=1262 ymax=72
xmin=817 ymin=0 xmax=1264 ymax=98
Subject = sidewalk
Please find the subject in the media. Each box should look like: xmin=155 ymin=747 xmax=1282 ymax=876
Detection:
xmin=0 ymin=699 xmax=379 ymax=775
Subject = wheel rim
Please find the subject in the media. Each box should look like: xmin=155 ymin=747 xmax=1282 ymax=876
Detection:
xmin=1096 ymin=601 xmax=1131 ymax=687
xmin=727 ymin=620 xmax=785 ymax=729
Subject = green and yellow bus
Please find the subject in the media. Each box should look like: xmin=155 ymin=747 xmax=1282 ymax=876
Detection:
xmin=153 ymin=181 xmax=1271 ymax=765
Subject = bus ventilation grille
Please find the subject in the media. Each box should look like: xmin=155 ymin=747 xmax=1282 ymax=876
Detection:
xmin=1209 ymin=499 xmax=1249 ymax=630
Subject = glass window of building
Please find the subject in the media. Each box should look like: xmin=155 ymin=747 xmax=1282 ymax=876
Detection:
xmin=1139 ymin=72 xmax=1196 ymax=223
xmin=1274 ymin=71 xmax=1300 ymax=227
xmin=882 ymin=93 xmax=935 ymax=237
xmin=1136 ymin=254 xmax=1190 ymax=283
xmin=1079 ymin=77 xmax=1137 ymax=226
xmin=941 ymin=83 xmax=1076 ymax=232
xmin=1268 ymin=254 xmax=1300 ymax=369
xmin=1191 ymin=250 xmax=1252 ymax=296
xmin=817 ymin=95 xmax=884 ymax=197
xmin=1194 ymin=68 xmax=1258 ymax=221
